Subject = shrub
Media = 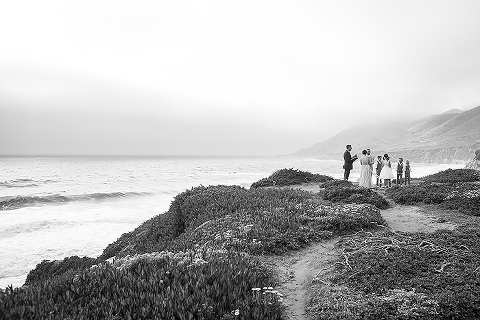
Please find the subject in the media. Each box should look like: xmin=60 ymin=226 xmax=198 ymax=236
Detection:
xmin=443 ymin=184 xmax=480 ymax=216
xmin=323 ymin=185 xmax=389 ymax=209
xmin=1 ymin=252 xmax=283 ymax=319
xmin=102 ymin=186 xmax=386 ymax=258
xmin=422 ymin=168 xmax=480 ymax=183
xmin=24 ymin=256 xmax=98 ymax=286
xmin=250 ymin=168 xmax=332 ymax=188
xmin=386 ymin=183 xmax=480 ymax=216
xmin=100 ymin=212 xmax=178 ymax=260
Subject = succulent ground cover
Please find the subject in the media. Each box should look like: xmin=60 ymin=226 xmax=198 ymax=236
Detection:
xmin=386 ymin=182 xmax=480 ymax=216
xmin=2 ymin=176 xmax=387 ymax=319
xmin=422 ymin=168 xmax=480 ymax=183
xmin=1 ymin=251 xmax=283 ymax=319
xmin=307 ymin=228 xmax=480 ymax=319
xmin=101 ymin=186 xmax=386 ymax=259
xmin=322 ymin=179 xmax=389 ymax=209
xmin=250 ymin=168 xmax=332 ymax=189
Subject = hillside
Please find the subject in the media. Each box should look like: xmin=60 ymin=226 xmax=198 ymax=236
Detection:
xmin=294 ymin=106 xmax=480 ymax=163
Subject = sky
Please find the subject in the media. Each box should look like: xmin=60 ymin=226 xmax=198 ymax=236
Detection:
xmin=1 ymin=0 xmax=480 ymax=156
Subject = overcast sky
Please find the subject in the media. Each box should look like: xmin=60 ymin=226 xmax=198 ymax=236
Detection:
xmin=1 ymin=0 xmax=480 ymax=156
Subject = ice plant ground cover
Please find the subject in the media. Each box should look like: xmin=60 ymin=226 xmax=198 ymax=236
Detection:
xmin=386 ymin=182 xmax=480 ymax=215
xmin=305 ymin=168 xmax=480 ymax=319
xmin=307 ymin=228 xmax=480 ymax=319
xmin=321 ymin=179 xmax=390 ymax=209
xmin=2 ymin=168 xmax=479 ymax=319
xmin=0 ymin=169 xmax=385 ymax=319
xmin=250 ymin=168 xmax=333 ymax=189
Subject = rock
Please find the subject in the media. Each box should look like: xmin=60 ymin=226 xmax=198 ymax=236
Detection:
xmin=465 ymin=150 xmax=480 ymax=170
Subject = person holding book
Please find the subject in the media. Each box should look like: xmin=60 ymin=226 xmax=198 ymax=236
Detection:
xmin=343 ymin=144 xmax=358 ymax=181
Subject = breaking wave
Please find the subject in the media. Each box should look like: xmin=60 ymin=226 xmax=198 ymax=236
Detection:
xmin=0 ymin=179 xmax=56 ymax=188
xmin=0 ymin=192 xmax=150 ymax=211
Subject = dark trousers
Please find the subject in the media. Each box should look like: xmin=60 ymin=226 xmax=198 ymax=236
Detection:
xmin=396 ymin=173 xmax=403 ymax=185
xmin=344 ymin=169 xmax=351 ymax=180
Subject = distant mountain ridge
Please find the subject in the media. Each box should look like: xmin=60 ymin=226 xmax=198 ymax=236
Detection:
xmin=293 ymin=106 xmax=480 ymax=163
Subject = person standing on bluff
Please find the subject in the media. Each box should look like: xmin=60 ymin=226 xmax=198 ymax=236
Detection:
xmin=367 ymin=149 xmax=375 ymax=178
xmin=343 ymin=144 xmax=358 ymax=181
xmin=379 ymin=154 xmax=394 ymax=188
xmin=375 ymin=155 xmax=383 ymax=187
xmin=404 ymin=160 xmax=412 ymax=186
xmin=396 ymin=157 xmax=404 ymax=185
xmin=359 ymin=149 xmax=373 ymax=188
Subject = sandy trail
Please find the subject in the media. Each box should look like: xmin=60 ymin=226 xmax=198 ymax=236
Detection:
xmin=262 ymin=239 xmax=338 ymax=320
xmin=267 ymin=184 xmax=458 ymax=319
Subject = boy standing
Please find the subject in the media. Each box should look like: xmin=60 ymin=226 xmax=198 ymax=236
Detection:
xmin=396 ymin=158 xmax=404 ymax=185
xmin=404 ymin=160 xmax=411 ymax=186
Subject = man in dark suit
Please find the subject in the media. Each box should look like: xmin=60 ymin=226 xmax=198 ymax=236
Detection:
xmin=343 ymin=144 xmax=358 ymax=180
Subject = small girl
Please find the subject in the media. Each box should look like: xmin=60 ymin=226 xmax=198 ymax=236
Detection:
xmin=404 ymin=160 xmax=411 ymax=186
xmin=379 ymin=154 xmax=394 ymax=188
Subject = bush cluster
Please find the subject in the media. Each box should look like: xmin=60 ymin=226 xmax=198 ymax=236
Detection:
xmin=322 ymin=181 xmax=389 ymax=209
xmin=250 ymin=168 xmax=332 ymax=189
xmin=25 ymin=256 xmax=98 ymax=286
xmin=386 ymin=182 xmax=480 ymax=215
xmin=103 ymin=186 xmax=386 ymax=258
xmin=1 ymin=251 xmax=282 ymax=319
xmin=327 ymin=228 xmax=480 ymax=319
xmin=422 ymin=168 xmax=480 ymax=183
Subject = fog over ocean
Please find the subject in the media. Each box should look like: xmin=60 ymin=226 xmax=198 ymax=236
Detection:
xmin=0 ymin=156 xmax=464 ymax=288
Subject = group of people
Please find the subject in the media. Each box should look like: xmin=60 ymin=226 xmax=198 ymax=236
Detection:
xmin=343 ymin=144 xmax=411 ymax=188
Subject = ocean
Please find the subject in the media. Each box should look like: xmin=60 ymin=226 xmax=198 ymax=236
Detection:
xmin=0 ymin=156 xmax=464 ymax=288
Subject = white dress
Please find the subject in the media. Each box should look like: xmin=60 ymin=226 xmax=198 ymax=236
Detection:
xmin=379 ymin=159 xmax=394 ymax=179
xmin=358 ymin=155 xmax=373 ymax=188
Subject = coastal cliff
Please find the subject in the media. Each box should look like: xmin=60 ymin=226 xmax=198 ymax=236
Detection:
xmin=294 ymin=105 xmax=480 ymax=163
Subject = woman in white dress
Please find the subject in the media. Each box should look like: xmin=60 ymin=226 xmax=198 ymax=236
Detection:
xmin=379 ymin=154 xmax=394 ymax=188
xmin=358 ymin=150 xmax=373 ymax=188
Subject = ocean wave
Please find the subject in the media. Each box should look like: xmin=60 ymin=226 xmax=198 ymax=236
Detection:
xmin=0 ymin=192 xmax=150 ymax=211
xmin=0 ymin=179 xmax=56 ymax=188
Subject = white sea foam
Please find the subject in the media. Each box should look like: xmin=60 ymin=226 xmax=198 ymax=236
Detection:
xmin=0 ymin=156 xmax=465 ymax=288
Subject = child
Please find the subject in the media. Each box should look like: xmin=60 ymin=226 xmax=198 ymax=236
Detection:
xmin=375 ymin=155 xmax=383 ymax=187
xmin=396 ymin=158 xmax=404 ymax=185
xmin=404 ymin=160 xmax=411 ymax=186
xmin=379 ymin=154 xmax=394 ymax=188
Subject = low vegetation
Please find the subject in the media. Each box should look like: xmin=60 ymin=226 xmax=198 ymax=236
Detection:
xmin=24 ymin=256 xmax=98 ymax=286
xmin=422 ymin=168 xmax=480 ymax=183
xmin=2 ymin=170 xmax=385 ymax=319
xmin=322 ymin=179 xmax=389 ymax=209
xmin=3 ymin=168 xmax=479 ymax=319
xmin=250 ymin=168 xmax=332 ymax=189
xmin=1 ymin=251 xmax=283 ymax=319
xmin=386 ymin=182 xmax=480 ymax=216
xmin=308 ymin=228 xmax=480 ymax=319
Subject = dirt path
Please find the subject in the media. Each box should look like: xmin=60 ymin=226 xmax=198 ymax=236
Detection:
xmin=381 ymin=204 xmax=456 ymax=233
xmin=266 ymin=184 xmax=458 ymax=319
xmin=261 ymin=239 xmax=339 ymax=320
